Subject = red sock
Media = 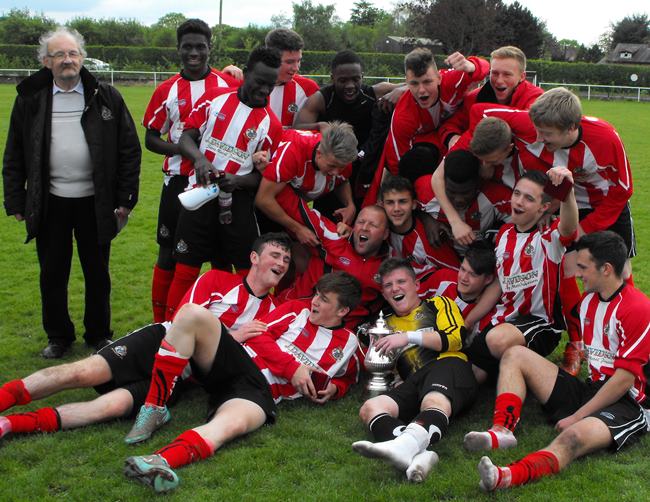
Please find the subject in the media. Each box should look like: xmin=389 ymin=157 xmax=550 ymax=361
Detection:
xmin=559 ymin=274 xmax=582 ymax=343
xmin=144 ymin=340 xmax=189 ymax=407
xmin=156 ymin=430 xmax=213 ymax=469
xmin=507 ymin=450 xmax=560 ymax=487
xmin=492 ymin=392 xmax=522 ymax=432
xmin=165 ymin=264 xmax=201 ymax=321
xmin=152 ymin=265 xmax=175 ymax=323
xmin=6 ymin=407 xmax=61 ymax=434
xmin=0 ymin=380 xmax=32 ymax=413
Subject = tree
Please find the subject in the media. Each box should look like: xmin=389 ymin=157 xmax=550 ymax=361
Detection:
xmin=350 ymin=1 xmax=388 ymax=27
xmin=494 ymin=1 xmax=545 ymax=58
xmin=292 ymin=0 xmax=341 ymax=50
xmin=610 ymin=13 xmax=649 ymax=47
xmin=152 ymin=13 xmax=187 ymax=30
xmin=577 ymin=43 xmax=604 ymax=63
xmin=0 ymin=8 xmax=55 ymax=45
xmin=401 ymin=0 xmax=502 ymax=55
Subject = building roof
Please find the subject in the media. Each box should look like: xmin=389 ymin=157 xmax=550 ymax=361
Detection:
xmin=600 ymin=43 xmax=650 ymax=64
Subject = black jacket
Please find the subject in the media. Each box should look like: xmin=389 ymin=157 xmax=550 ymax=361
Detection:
xmin=2 ymin=66 xmax=141 ymax=244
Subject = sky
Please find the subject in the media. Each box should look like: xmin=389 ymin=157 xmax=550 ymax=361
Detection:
xmin=1 ymin=0 xmax=648 ymax=46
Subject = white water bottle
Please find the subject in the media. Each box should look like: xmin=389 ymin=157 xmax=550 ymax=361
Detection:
xmin=218 ymin=190 xmax=233 ymax=224
xmin=178 ymin=183 xmax=220 ymax=211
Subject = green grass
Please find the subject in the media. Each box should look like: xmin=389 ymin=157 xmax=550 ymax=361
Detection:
xmin=0 ymin=83 xmax=649 ymax=500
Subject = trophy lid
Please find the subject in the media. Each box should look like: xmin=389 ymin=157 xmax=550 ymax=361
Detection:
xmin=368 ymin=311 xmax=391 ymax=337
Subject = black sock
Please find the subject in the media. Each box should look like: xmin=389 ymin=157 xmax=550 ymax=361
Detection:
xmin=368 ymin=413 xmax=406 ymax=442
xmin=412 ymin=408 xmax=449 ymax=447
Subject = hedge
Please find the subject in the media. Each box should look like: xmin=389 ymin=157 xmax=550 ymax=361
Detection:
xmin=1 ymin=44 xmax=649 ymax=87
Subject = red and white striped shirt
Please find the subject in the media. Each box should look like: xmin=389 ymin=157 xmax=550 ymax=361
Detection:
xmin=269 ymin=75 xmax=320 ymax=127
xmin=184 ymin=88 xmax=282 ymax=182
xmin=244 ymin=299 xmax=360 ymax=402
xmin=460 ymin=104 xmax=633 ymax=233
xmin=389 ymin=217 xmax=460 ymax=279
xmin=491 ymin=220 xmax=572 ymax=325
xmin=264 ymin=129 xmax=352 ymax=200
xmin=176 ymin=269 xmax=277 ymax=330
xmin=382 ymin=57 xmax=489 ymax=173
xmin=142 ymin=69 xmax=238 ymax=176
xmin=579 ymin=284 xmax=650 ymax=406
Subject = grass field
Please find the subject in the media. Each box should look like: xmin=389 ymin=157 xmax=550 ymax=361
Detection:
xmin=0 ymin=82 xmax=649 ymax=501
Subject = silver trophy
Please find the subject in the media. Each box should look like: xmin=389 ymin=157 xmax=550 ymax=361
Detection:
xmin=359 ymin=311 xmax=397 ymax=397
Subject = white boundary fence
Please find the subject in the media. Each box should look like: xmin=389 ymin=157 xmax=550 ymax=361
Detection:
xmin=1 ymin=69 xmax=649 ymax=102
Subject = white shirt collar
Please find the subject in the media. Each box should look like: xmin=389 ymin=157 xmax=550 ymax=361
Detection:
xmin=52 ymin=79 xmax=84 ymax=95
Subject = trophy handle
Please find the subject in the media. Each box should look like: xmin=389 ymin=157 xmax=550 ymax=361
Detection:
xmin=357 ymin=337 xmax=367 ymax=358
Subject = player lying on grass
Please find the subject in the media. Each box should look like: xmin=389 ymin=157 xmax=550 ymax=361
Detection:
xmin=351 ymin=259 xmax=476 ymax=483
xmin=0 ymin=233 xmax=291 ymax=441
xmin=464 ymin=232 xmax=650 ymax=492
xmin=123 ymin=272 xmax=362 ymax=493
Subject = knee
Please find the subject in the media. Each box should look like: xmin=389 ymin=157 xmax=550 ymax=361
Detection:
xmin=421 ymin=392 xmax=451 ymax=415
xmin=220 ymin=415 xmax=251 ymax=439
xmin=98 ymin=392 xmax=133 ymax=419
xmin=500 ymin=345 xmax=528 ymax=367
xmin=359 ymin=398 xmax=384 ymax=424
xmin=486 ymin=328 xmax=522 ymax=358
xmin=554 ymin=426 xmax=586 ymax=458
xmin=174 ymin=303 xmax=210 ymax=327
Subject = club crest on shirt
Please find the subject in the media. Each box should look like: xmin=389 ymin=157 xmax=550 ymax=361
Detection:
xmin=584 ymin=317 xmax=591 ymax=326
xmin=231 ymin=305 xmax=239 ymax=313
xmin=178 ymin=98 xmax=187 ymax=107
xmin=331 ymin=347 xmax=344 ymax=360
xmin=524 ymin=244 xmax=534 ymax=256
xmin=471 ymin=211 xmax=481 ymax=221
xmin=287 ymin=103 xmax=299 ymax=113
xmin=414 ymin=311 xmax=424 ymax=321
xmin=603 ymin=324 xmax=609 ymax=336
xmin=245 ymin=128 xmax=257 ymax=140
xmin=101 ymin=106 xmax=114 ymax=121
xmin=373 ymin=273 xmax=381 ymax=284
xmin=338 ymin=256 xmax=351 ymax=266
xmin=176 ymin=239 xmax=188 ymax=254
xmin=111 ymin=345 xmax=127 ymax=358
xmin=216 ymin=112 xmax=226 ymax=121
xmin=159 ymin=224 xmax=170 ymax=239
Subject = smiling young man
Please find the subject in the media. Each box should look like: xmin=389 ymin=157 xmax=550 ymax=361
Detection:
xmin=379 ymin=174 xmax=460 ymax=283
xmin=294 ymin=50 xmax=399 ymax=204
xmin=123 ymin=272 xmax=362 ymax=493
xmin=162 ymin=47 xmax=283 ymax=319
xmin=143 ymin=19 xmax=241 ymax=323
xmin=277 ymin=201 xmax=390 ymax=328
xmin=0 ymin=233 xmax=291 ymax=444
xmin=438 ymin=46 xmax=543 ymax=148
xmin=463 ymin=168 xmax=579 ymax=382
xmin=264 ymin=28 xmax=319 ymax=127
xmin=465 ymin=232 xmax=650 ymax=492
xmin=352 ymin=259 xmax=477 ymax=483
xmin=254 ymin=122 xmax=358 ymax=244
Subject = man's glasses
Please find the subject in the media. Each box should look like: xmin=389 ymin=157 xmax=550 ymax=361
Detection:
xmin=47 ymin=50 xmax=81 ymax=60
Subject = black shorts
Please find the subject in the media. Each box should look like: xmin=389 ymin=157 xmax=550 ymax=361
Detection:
xmin=191 ymin=330 xmax=277 ymax=424
xmin=543 ymin=369 xmax=648 ymax=450
xmin=157 ymin=175 xmax=189 ymax=248
xmin=387 ymin=357 xmax=478 ymax=421
xmin=466 ymin=315 xmax=562 ymax=377
xmin=576 ymin=203 xmax=636 ymax=257
xmin=173 ymin=190 xmax=259 ymax=269
xmin=95 ymin=323 xmax=172 ymax=416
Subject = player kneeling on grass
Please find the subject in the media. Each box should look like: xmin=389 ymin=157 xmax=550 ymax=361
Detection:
xmin=352 ymin=258 xmax=477 ymax=483
xmin=464 ymin=231 xmax=650 ymax=492
xmin=123 ymin=272 xmax=362 ymax=493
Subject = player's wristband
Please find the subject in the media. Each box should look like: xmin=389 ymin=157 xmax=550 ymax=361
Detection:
xmin=406 ymin=330 xmax=423 ymax=346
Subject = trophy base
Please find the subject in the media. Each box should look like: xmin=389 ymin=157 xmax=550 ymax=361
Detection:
xmin=364 ymin=373 xmax=394 ymax=398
